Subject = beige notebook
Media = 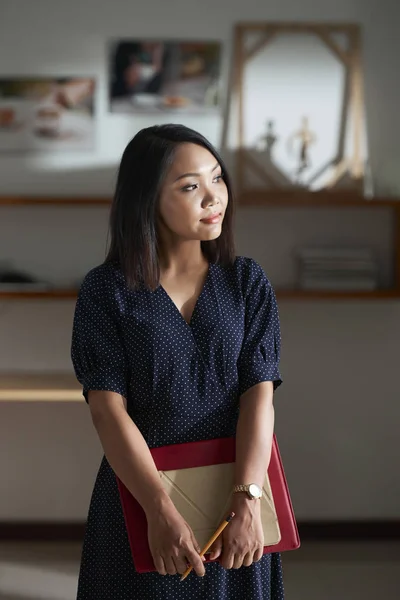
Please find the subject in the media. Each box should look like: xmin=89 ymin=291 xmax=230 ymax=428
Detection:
xmin=159 ymin=463 xmax=281 ymax=549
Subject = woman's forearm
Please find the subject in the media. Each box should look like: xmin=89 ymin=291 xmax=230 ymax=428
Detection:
xmin=88 ymin=391 xmax=172 ymax=518
xmin=234 ymin=381 xmax=275 ymax=490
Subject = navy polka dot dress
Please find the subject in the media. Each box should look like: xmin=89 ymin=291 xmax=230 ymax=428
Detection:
xmin=71 ymin=256 xmax=284 ymax=599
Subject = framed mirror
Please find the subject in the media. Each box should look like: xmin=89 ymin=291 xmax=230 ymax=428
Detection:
xmin=222 ymin=23 xmax=368 ymax=199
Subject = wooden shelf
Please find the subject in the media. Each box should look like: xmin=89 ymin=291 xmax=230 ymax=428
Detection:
xmin=0 ymin=373 xmax=81 ymax=402
xmin=0 ymin=197 xmax=110 ymax=206
xmin=0 ymin=193 xmax=399 ymax=208
xmin=0 ymin=289 xmax=78 ymax=299
xmin=1 ymin=288 xmax=399 ymax=301
xmin=276 ymin=288 xmax=400 ymax=300
xmin=238 ymin=190 xmax=400 ymax=208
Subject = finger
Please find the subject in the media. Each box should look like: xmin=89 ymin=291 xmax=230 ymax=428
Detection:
xmin=190 ymin=533 xmax=201 ymax=554
xmin=190 ymin=534 xmax=206 ymax=563
xmin=208 ymin=537 xmax=223 ymax=560
xmin=163 ymin=556 xmax=177 ymax=576
xmin=154 ymin=555 xmax=167 ymax=576
xmin=232 ymin=553 xmax=244 ymax=570
xmin=220 ymin=550 xmax=234 ymax=570
xmin=186 ymin=548 xmax=205 ymax=577
xmin=253 ymin=546 xmax=264 ymax=563
xmin=172 ymin=554 xmax=189 ymax=575
xmin=243 ymin=551 xmax=253 ymax=567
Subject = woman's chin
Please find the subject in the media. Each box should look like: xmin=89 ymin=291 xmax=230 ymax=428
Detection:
xmin=197 ymin=223 xmax=223 ymax=241
xmin=201 ymin=230 xmax=222 ymax=242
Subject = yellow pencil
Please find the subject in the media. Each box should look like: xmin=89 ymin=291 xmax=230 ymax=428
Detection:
xmin=180 ymin=512 xmax=235 ymax=582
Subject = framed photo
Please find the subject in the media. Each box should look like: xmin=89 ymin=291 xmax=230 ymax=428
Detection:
xmin=0 ymin=77 xmax=96 ymax=152
xmin=109 ymin=40 xmax=222 ymax=114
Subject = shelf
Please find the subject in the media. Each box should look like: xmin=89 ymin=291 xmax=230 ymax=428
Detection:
xmin=0 ymin=289 xmax=78 ymax=299
xmin=1 ymin=288 xmax=399 ymax=301
xmin=238 ymin=190 xmax=400 ymax=208
xmin=0 ymin=373 xmax=82 ymax=402
xmin=276 ymin=289 xmax=400 ymax=300
xmin=1 ymin=193 xmax=400 ymax=208
xmin=0 ymin=197 xmax=110 ymax=206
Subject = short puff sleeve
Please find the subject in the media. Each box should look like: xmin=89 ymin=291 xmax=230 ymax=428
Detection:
xmin=71 ymin=266 xmax=128 ymax=402
xmin=237 ymin=259 xmax=282 ymax=396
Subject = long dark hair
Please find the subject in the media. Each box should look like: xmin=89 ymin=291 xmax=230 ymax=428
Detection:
xmin=105 ymin=124 xmax=236 ymax=290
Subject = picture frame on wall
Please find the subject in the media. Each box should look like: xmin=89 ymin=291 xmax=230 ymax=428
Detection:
xmin=108 ymin=40 xmax=222 ymax=115
xmin=0 ymin=77 xmax=96 ymax=152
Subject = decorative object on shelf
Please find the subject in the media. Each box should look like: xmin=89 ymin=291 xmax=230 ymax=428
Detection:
xmin=0 ymin=261 xmax=51 ymax=292
xmin=0 ymin=77 xmax=96 ymax=152
xmin=287 ymin=116 xmax=317 ymax=185
xmin=256 ymin=120 xmax=278 ymax=155
xmin=222 ymin=23 xmax=368 ymax=197
xmin=295 ymin=246 xmax=379 ymax=291
xmin=109 ymin=40 xmax=222 ymax=115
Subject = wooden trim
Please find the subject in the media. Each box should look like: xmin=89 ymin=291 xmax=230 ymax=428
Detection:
xmin=0 ymin=197 xmax=110 ymax=206
xmin=245 ymin=32 xmax=277 ymax=63
xmin=1 ymin=288 xmax=399 ymax=304
xmin=238 ymin=190 xmax=400 ymax=207
xmin=235 ymin=22 xmax=359 ymax=33
xmin=394 ymin=204 xmax=400 ymax=290
xmin=298 ymin=521 xmax=400 ymax=540
xmin=1 ymin=193 xmax=398 ymax=210
xmin=0 ymin=522 xmax=86 ymax=541
xmin=314 ymin=30 xmax=350 ymax=66
xmin=1 ymin=521 xmax=399 ymax=542
xmin=0 ymin=289 xmax=78 ymax=299
xmin=349 ymin=27 xmax=364 ymax=179
xmin=276 ymin=289 xmax=400 ymax=300
xmin=0 ymin=373 xmax=81 ymax=402
xmin=324 ymin=159 xmax=350 ymax=189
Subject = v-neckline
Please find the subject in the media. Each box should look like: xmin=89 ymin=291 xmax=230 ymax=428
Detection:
xmin=159 ymin=263 xmax=212 ymax=329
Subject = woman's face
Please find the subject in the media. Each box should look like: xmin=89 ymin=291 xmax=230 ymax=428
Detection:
xmin=157 ymin=143 xmax=228 ymax=244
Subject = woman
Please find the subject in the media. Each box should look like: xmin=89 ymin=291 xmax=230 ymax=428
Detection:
xmin=71 ymin=124 xmax=284 ymax=599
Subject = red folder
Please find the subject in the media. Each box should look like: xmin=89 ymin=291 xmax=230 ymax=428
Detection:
xmin=117 ymin=435 xmax=300 ymax=573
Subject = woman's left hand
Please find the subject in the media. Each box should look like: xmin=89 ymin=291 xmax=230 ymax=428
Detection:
xmin=208 ymin=495 xmax=264 ymax=569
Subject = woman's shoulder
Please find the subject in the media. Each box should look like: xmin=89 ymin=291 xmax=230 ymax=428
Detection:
xmin=78 ymin=262 xmax=125 ymax=300
xmin=215 ymin=256 xmax=272 ymax=295
xmin=223 ymin=256 xmax=270 ymax=283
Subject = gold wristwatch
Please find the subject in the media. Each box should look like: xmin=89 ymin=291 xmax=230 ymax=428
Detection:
xmin=233 ymin=483 xmax=263 ymax=499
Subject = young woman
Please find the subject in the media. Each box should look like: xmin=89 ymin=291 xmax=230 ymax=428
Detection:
xmin=71 ymin=124 xmax=284 ymax=599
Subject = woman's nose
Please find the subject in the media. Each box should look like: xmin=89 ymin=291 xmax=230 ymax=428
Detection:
xmin=203 ymin=192 xmax=219 ymax=207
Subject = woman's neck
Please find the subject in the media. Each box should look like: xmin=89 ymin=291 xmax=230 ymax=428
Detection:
xmin=158 ymin=241 xmax=207 ymax=276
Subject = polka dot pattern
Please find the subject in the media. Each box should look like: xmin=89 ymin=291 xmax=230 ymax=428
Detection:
xmin=71 ymin=256 xmax=284 ymax=599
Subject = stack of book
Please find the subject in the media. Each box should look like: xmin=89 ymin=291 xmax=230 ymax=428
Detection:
xmin=296 ymin=247 xmax=379 ymax=291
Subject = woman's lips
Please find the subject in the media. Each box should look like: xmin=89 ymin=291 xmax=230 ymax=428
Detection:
xmin=201 ymin=213 xmax=222 ymax=224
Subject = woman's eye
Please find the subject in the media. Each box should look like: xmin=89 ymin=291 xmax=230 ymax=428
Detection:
xmin=182 ymin=184 xmax=197 ymax=192
xmin=213 ymin=174 xmax=223 ymax=183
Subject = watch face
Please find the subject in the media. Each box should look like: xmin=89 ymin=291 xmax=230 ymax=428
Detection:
xmin=248 ymin=483 xmax=262 ymax=499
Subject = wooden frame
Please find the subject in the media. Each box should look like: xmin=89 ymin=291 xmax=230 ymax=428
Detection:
xmin=224 ymin=23 xmax=366 ymax=196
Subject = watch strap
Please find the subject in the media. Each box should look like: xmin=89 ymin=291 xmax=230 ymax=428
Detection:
xmin=233 ymin=484 xmax=250 ymax=494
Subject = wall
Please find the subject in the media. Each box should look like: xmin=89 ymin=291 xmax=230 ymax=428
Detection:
xmin=0 ymin=0 xmax=399 ymax=521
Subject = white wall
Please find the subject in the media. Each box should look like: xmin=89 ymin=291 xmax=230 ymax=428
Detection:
xmin=1 ymin=0 xmax=400 ymax=522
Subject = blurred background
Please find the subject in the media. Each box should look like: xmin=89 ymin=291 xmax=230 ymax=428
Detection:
xmin=0 ymin=0 xmax=399 ymax=598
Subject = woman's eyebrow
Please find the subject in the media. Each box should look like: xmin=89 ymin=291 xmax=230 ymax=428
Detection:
xmin=173 ymin=163 xmax=219 ymax=182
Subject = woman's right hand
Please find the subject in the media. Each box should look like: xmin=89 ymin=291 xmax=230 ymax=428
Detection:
xmin=146 ymin=498 xmax=206 ymax=577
